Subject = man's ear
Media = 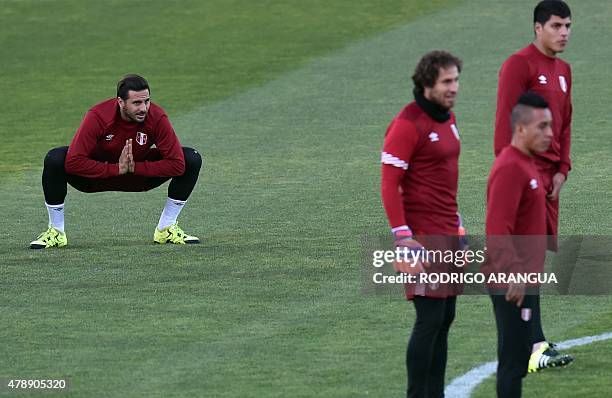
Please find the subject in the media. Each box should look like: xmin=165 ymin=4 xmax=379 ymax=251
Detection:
xmin=534 ymin=22 xmax=543 ymax=36
xmin=516 ymin=123 xmax=527 ymax=140
xmin=117 ymin=97 xmax=124 ymax=108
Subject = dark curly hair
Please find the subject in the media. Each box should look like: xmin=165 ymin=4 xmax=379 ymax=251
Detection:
xmin=117 ymin=74 xmax=150 ymax=100
xmin=412 ymin=51 xmax=462 ymax=96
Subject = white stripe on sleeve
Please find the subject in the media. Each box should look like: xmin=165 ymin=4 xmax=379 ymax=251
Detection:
xmin=381 ymin=152 xmax=409 ymax=170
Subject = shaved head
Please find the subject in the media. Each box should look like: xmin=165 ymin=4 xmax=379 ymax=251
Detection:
xmin=510 ymin=92 xmax=553 ymax=155
xmin=511 ymin=92 xmax=549 ymax=134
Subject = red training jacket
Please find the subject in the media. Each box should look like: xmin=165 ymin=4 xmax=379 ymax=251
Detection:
xmin=483 ymin=146 xmax=547 ymax=288
xmin=65 ymin=99 xmax=185 ymax=179
xmin=494 ymin=43 xmax=572 ymax=177
xmin=381 ymin=101 xmax=460 ymax=235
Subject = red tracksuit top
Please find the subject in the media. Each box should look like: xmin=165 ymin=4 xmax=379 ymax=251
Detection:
xmin=65 ymin=99 xmax=185 ymax=179
xmin=483 ymin=146 xmax=547 ymax=283
xmin=494 ymin=44 xmax=572 ymax=176
xmin=381 ymin=101 xmax=460 ymax=235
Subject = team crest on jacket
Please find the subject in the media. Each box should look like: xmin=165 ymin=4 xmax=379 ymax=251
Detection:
xmin=428 ymin=132 xmax=439 ymax=142
xmin=559 ymin=76 xmax=567 ymax=93
xmin=529 ymin=178 xmax=538 ymax=190
xmin=136 ymin=132 xmax=147 ymax=145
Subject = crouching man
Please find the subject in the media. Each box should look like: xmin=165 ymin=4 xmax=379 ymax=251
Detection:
xmin=31 ymin=74 xmax=202 ymax=248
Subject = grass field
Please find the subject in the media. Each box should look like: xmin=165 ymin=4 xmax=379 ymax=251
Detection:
xmin=1 ymin=1 xmax=612 ymax=397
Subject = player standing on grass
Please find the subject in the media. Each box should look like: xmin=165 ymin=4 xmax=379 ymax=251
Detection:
xmin=381 ymin=51 xmax=465 ymax=398
xmin=30 ymin=74 xmax=202 ymax=248
xmin=494 ymin=0 xmax=574 ymax=371
xmin=484 ymin=92 xmax=553 ymax=398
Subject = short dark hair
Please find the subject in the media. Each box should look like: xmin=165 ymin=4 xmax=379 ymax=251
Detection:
xmin=411 ymin=50 xmax=462 ymax=96
xmin=534 ymin=0 xmax=571 ymax=25
xmin=117 ymin=74 xmax=150 ymax=100
xmin=511 ymin=92 xmax=549 ymax=133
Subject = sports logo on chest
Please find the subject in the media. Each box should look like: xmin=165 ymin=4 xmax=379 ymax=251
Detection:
xmin=529 ymin=178 xmax=538 ymax=190
xmin=538 ymin=75 xmax=548 ymax=85
xmin=427 ymin=125 xmax=460 ymax=144
xmin=136 ymin=131 xmax=148 ymax=146
xmin=421 ymin=126 xmax=460 ymax=159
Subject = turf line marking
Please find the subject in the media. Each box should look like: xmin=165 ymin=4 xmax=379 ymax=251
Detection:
xmin=445 ymin=331 xmax=612 ymax=398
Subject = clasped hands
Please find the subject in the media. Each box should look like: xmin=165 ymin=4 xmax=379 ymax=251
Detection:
xmin=118 ymin=139 xmax=135 ymax=175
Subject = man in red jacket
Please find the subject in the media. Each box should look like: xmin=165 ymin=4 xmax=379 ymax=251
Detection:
xmin=494 ymin=0 xmax=573 ymax=372
xmin=30 ymin=74 xmax=202 ymax=248
xmin=381 ymin=50 xmax=464 ymax=398
xmin=485 ymin=92 xmax=560 ymax=398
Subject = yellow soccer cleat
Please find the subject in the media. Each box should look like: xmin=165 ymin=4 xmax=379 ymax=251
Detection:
xmin=528 ymin=342 xmax=573 ymax=373
xmin=154 ymin=224 xmax=200 ymax=245
xmin=30 ymin=226 xmax=67 ymax=249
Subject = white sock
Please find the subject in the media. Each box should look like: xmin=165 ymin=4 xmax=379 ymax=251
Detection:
xmin=157 ymin=198 xmax=186 ymax=230
xmin=46 ymin=202 xmax=65 ymax=233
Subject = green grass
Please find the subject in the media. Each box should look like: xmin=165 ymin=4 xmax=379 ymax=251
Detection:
xmin=472 ymin=308 xmax=612 ymax=398
xmin=0 ymin=0 xmax=453 ymax=175
xmin=2 ymin=0 xmax=612 ymax=397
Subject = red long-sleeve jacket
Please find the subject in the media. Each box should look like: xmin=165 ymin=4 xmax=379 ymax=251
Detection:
xmin=494 ymin=44 xmax=572 ymax=177
xmin=381 ymin=101 xmax=460 ymax=235
xmin=65 ymin=99 xmax=185 ymax=178
xmin=483 ymin=146 xmax=547 ymax=288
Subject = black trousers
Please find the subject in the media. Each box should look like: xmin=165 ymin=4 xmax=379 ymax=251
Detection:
xmin=42 ymin=146 xmax=202 ymax=205
xmin=406 ymin=296 xmax=456 ymax=398
xmin=490 ymin=294 xmax=537 ymax=398
xmin=530 ymin=294 xmax=545 ymax=344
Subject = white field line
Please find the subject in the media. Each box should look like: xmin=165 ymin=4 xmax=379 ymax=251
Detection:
xmin=445 ymin=332 xmax=612 ymax=398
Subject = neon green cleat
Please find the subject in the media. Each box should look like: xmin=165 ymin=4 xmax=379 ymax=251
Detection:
xmin=528 ymin=342 xmax=573 ymax=373
xmin=154 ymin=224 xmax=200 ymax=244
xmin=30 ymin=226 xmax=67 ymax=249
